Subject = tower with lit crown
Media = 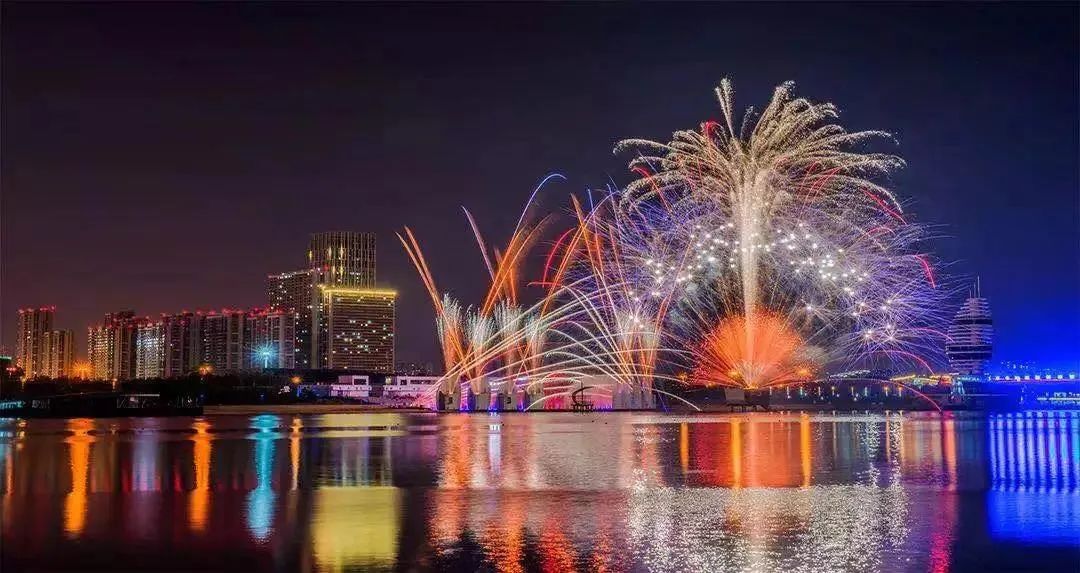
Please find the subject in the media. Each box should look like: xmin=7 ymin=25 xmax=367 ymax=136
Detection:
xmin=946 ymin=279 xmax=993 ymax=375
xmin=308 ymin=231 xmax=376 ymax=288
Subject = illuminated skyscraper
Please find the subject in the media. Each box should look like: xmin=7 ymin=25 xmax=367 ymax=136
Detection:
xmin=267 ymin=269 xmax=313 ymax=367
xmin=88 ymin=311 xmax=141 ymax=381
xmin=162 ymin=312 xmax=202 ymax=378
xmin=308 ymin=232 xmax=376 ymax=288
xmin=313 ymin=286 xmax=395 ymax=372
xmin=246 ymin=308 xmax=297 ymax=369
xmin=946 ymin=280 xmax=993 ymax=375
xmin=135 ymin=321 xmax=165 ymax=379
xmin=43 ymin=329 xmax=74 ymax=379
xmin=16 ymin=306 xmax=54 ymax=379
xmin=114 ymin=312 xmax=142 ymax=381
xmin=270 ymin=231 xmax=391 ymax=370
xmin=88 ymin=324 xmax=114 ymax=380
xmin=201 ymin=310 xmax=248 ymax=372
xmin=268 ymin=269 xmax=312 ymax=311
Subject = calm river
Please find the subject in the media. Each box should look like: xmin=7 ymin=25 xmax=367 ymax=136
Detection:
xmin=1 ymin=411 xmax=1077 ymax=572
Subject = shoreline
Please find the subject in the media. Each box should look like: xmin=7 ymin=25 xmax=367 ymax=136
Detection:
xmin=203 ymin=404 xmax=430 ymax=415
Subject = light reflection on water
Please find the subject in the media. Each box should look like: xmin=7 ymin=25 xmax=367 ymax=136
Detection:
xmin=0 ymin=411 xmax=1077 ymax=572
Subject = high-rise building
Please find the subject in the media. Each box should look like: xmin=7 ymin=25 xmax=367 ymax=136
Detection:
xmin=946 ymin=281 xmax=993 ymax=375
xmin=201 ymin=310 xmax=248 ymax=372
xmin=269 ymin=232 xmax=392 ymax=371
xmin=135 ymin=321 xmax=165 ymax=379
xmin=308 ymin=232 xmax=376 ymax=288
xmin=313 ymin=286 xmax=396 ymax=372
xmin=246 ymin=308 xmax=297 ymax=369
xmin=42 ymin=330 xmax=74 ymax=379
xmin=268 ymin=269 xmax=313 ymax=367
xmin=274 ymin=230 xmax=384 ymax=369
xmin=16 ymin=306 xmax=54 ymax=379
xmin=268 ymin=269 xmax=312 ymax=313
xmin=88 ymin=324 xmax=114 ymax=380
xmin=87 ymin=311 xmax=141 ymax=381
xmin=162 ymin=312 xmax=202 ymax=378
xmin=113 ymin=312 xmax=142 ymax=381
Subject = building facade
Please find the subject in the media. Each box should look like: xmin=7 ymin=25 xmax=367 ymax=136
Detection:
xmin=246 ymin=308 xmax=297 ymax=369
xmin=329 ymin=374 xmax=438 ymax=404
xmin=113 ymin=312 xmax=141 ymax=381
xmin=267 ymin=270 xmax=313 ymax=368
xmin=314 ymin=286 xmax=396 ymax=372
xmin=946 ymin=285 xmax=993 ymax=375
xmin=87 ymin=324 xmax=115 ymax=380
xmin=135 ymin=321 xmax=165 ymax=379
xmin=386 ymin=375 xmax=440 ymax=400
xmin=16 ymin=306 xmax=54 ymax=379
xmin=87 ymin=311 xmax=142 ymax=381
xmin=42 ymin=329 xmax=74 ymax=379
xmin=200 ymin=310 xmax=248 ymax=372
xmin=269 ymin=231 xmax=391 ymax=371
xmin=162 ymin=312 xmax=202 ymax=378
xmin=308 ymin=231 xmax=376 ymax=288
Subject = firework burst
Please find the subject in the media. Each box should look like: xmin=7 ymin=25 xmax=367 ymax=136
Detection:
xmin=400 ymin=80 xmax=947 ymax=409
xmin=614 ymin=79 xmax=946 ymax=386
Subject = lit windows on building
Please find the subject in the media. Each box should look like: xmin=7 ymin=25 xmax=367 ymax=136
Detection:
xmin=267 ymin=269 xmax=313 ymax=368
xmin=87 ymin=311 xmax=141 ymax=381
xmin=246 ymin=308 xmax=297 ymax=369
xmin=269 ymin=231 xmax=382 ymax=370
xmin=135 ymin=322 xmax=165 ymax=379
xmin=200 ymin=310 xmax=248 ymax=372
xmin=314 ymin=287 xmax=395 ymax=372
xmin=42 ymin=329 xmax=74 ymax=379
xmin=162 ymin=312 xmax=202 ymax=378
xmin=308 ymin=232 xmax=376 ymax=288
xmin=16 ymin=306 xmax=54 ymax=379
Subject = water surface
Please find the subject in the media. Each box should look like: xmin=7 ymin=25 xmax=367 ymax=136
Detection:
xmin=1 ymin=411 xmax=1077 ymax=572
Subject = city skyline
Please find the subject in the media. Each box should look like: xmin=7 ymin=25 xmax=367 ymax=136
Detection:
xmin=1 ymin=5 xmax=1077 ymax=572
xmin=10 ymin=231 xmax=397 ymax=380
xmin=2 ymin=3 xmax=1078 ymax=370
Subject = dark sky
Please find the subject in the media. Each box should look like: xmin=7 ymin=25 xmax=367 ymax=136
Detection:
xmin=3 ymin=3 xmax=1078 ymax=370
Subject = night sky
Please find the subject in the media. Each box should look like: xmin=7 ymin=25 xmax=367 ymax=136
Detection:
xmin=3 ymin=3 xmax=1078 ymax=370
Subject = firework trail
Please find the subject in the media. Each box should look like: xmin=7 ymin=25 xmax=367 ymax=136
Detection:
xmin=400 ymin=188 xmax=692 ymax=409
xmin=398 ymin=80 xmax=948 ymax=409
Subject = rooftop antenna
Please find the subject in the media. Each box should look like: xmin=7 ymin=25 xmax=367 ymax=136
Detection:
xmin=975 ymin=276 xmax=981 ymax=298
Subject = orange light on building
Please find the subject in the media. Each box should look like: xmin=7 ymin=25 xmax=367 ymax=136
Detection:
xmin=72 ymin=361 xmax=92 ymax=380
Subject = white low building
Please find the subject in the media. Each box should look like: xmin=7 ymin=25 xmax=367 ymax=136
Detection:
xmin=385 ymin=375 xmax=440 ymax=399
xmin=329 ymin=374 xmax=440 ymax=403
xmin=331 ymin=374 xmax=377 ymax=399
